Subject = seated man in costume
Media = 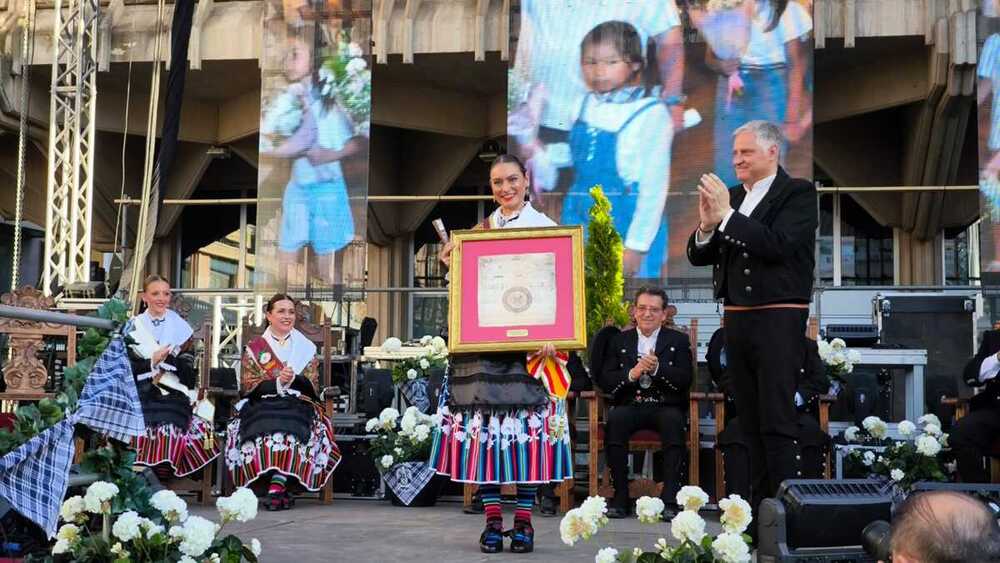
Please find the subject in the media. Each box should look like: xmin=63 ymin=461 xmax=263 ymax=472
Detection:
xmin=951 ymin=327 xmax=1000 ymax=483
xmin=600 ymin=287 xmax=693 ymax=519
xmin=706 ymin=326 xmax=830 ymax=498
xmin=126 ymin=274 xmax=219 ymax=481
xmin=224 ymin=293 xmax=341 ymax=511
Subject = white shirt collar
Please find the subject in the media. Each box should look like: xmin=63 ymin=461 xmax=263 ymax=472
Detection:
xmin=744 ymin=172 xmax=777 ymax=194
xmin=636 ymin=326 xmax=661 ymax=355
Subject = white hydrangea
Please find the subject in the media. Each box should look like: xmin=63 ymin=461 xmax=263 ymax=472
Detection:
xmin=862 ymin=416 xmax=888 ymax=440
xmin=178 ymin=557 xmax=197 ymax=563
xmin=847 ymin=349 xmax=862 ymax=364
xmin=379 ymin=407 xmax=400 ymax=430
xmin=382 ymin=337 xmax=402 ymax=353
xmin=381 ymin=455 xmax=395 ymax=468
xmin=712 ymin=531 xmax=751 ymax=563
xmin=831 ymin=338 xmax=847 ymax=350
xmin=915 ymin=434 xmax=942 ymax=457
xmin=923 ymin=424 xmax=941 ymax=436
xmin=891 ymin=468 xmax=905 ymax=482
xmin=217 ymin=487 xmax=258 ymax=523
xmin=579 ymin=496 xmax=608 ymax=525
xmin=406 ymin=368 xmax=418 ymax=381
xmin=420 ymin=335 xmax=432 ymax=346
xmin=59 ymin=496 xmax=86 ymax=523
xmin=142 ymin=520 xmax=164 ymax=539
xmin=817 ymin=340 xmax=832 ymax=361
xmin=431 ymin=336 xmax=448 ymax=355
xmin=151 ymin=490 xmax=188 ymax=524
xmin=56 ymin=523 xmax=80 ymax=544
xmin=897 ymin=420 xmax=916 ymax=437
xmin=52 ymin=539 xmax=71 ymax=555
xmin=419 ymin=358 xmax=430 ymax=370
xmin=401 ymin=408 xmax=419 ymax=435
xmin=176 ymin=516 xmax=219 ymax=557
xmin=676 ymin=485 xmax=709 ymax=512
xmin=251 ymin=538 xmax=262 ymax=557
xmin=365 ymin=418 xmax=380 ymax=432
xmin=918 ymin=413 xmax=941 ymax=428
xmin=595 ymin=546 xmax=619 ymax=563
xmin=670 ymin=510 xmax=706 ymax=544
xmin=844 ymin=426 xmax=860 ymax=442
xmin=862 ymin=451 xmax=876 ymax=466
xmin=718 ymin=494 xmax=753 ymax=534
xmin=559 ymin=508 xmax=599 ymax=546
xmin=112 ymin=511 xmax=143 ymax=542
xmin=655 ymin=537 xmax=671 ymax=557
xmin=413 ymin=424 xmax=431 ymax=443
xmin=635 ymin=496 xmax=665 ymax=524
xmin=110 ymin=542 xmax=128 ymax=557
xmin=83 ymin=481 xmax=119 ymax=513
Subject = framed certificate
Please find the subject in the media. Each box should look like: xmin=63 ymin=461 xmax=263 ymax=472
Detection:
xmin=448 ymin=226 xmax=587 ymax=353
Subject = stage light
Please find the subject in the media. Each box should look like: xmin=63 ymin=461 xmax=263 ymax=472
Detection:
xmin=757 ymin=479 xmax=890 ymax=563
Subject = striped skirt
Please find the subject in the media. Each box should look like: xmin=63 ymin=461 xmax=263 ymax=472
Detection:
xmin=428 ymin=400 xmax=572 ymax=485
xmin=224 ymin=404 xmax=341 ymax=491
xmin=131 ymin=417 xmax=220 ymax=477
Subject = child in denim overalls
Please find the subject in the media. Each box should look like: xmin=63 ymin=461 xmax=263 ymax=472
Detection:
xmin=560 ymin=20 xmax=672 ymax=279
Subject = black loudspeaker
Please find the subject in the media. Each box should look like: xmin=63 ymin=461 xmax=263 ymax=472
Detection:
xmin=877 ymin=294 xmax=975 ymax=417
xmin=758 ymin=479 xmax=891 ymax=563
xmin=357 ymin=367 xmax=393 ymax=417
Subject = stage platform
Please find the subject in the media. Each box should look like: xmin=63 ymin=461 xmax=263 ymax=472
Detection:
xmin=191 ymin=499 xmax=724 ymax=562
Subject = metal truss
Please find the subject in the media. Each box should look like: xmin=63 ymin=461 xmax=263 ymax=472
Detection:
xmin=42 ymin=0 xmax=99 ymax=294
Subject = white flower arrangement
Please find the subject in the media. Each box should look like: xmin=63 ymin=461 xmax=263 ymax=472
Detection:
xmin=844 ymin=426 xmax=860 ymax=442
xmin=317 ymin=32 xmax=371 ymax=136
xmin=53 ymin=485 xmax=263 ymax=561
xmin=368 ymin=406 xmax=437 ymax=471
xmin=389 ymin=336 xmax=449 ymax=385
xmin=846 ymin=416 xmax=950 ymax=490
xmin=381 ymin=337 xmax=402 ymax=353
xmin=817 ymin=338 xmax=863 ymax=383
xmin=564 ymin=488 xmax=752 ymax=562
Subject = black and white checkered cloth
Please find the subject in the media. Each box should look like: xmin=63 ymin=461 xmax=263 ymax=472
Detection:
xmin=0 ymin=338 xmax=145 ymax=537
xmin=383 ymin=461 xmax=437 ymax=506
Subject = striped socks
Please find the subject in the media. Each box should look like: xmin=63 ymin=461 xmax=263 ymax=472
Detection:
xmin=269 ymin=473 xmax=288 ymax=495
xmin=480 ymin=484 xmax=502 ymax=524
xmin=514 ymin=485 xmax=536 ymax=527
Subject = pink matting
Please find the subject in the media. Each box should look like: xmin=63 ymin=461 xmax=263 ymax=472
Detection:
xmin=459 ymin=236 xmax=576 ymax=344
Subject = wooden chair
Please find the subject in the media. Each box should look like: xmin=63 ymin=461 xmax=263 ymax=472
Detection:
xmin=0 ymin=286 xmax=76 ymax=401
xmin=583 ymin=319 xmax=703 ymax=501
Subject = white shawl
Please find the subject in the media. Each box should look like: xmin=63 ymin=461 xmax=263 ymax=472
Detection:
xmin=263 ymin=327 xmax=317 ymax=375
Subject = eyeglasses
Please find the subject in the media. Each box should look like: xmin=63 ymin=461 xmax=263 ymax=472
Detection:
xmin=635 ymin=306 xmax=663 ymax=314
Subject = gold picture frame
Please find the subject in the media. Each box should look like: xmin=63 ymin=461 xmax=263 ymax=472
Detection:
xmin=448 ymin=225 xmax=587 ymax=353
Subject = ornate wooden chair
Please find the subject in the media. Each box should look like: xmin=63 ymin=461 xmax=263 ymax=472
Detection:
xmin=0 ymin=286 xmax=76 ymax=401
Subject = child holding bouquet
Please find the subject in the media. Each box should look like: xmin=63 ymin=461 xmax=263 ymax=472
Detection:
xmin=260 ymin=34 xmax=363 ymax=285
xmin=559 ymin=21 xmax=672 ymax=279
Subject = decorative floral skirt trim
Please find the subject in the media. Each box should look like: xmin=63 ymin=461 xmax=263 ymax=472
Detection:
xmin=224 ymin=406 xmax=341 ymax=491
xmin=428 ymin=400 xmax=572 ymax=485
xmin=131 ymin=417 xmax=220 ymax=477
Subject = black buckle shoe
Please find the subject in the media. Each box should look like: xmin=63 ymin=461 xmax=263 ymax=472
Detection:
xmin=607 ymin=496 xmax=630 ymax=519
xmin=480 ymin=521 xmax=504 ymax=553
xmin=508 ymin=524 xmax=534 ymax=554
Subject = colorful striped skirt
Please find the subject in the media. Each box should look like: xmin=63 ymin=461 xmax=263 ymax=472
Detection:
xmin=428 ymin=400 xmax=572 ymax=485
xmin=131 ymin=417 xmax=220 ymax=477
xmin=224 ymin=403 xmax=341 ymax=491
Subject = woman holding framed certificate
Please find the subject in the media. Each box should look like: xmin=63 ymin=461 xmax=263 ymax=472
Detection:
xmin=432 ymin=155 xmax=577 ymax=554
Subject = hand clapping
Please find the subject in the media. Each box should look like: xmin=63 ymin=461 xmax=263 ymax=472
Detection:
xmin=630 ymin=353 xmax=658 ymax=381
xmin=697 ymin=173 xmax=731 ymax=231
xmin=278 ymin=366 xmax=295 ymax=385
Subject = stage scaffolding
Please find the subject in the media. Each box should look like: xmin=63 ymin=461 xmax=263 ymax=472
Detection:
xmin=41 ymin=0 xmax=99 ymax=294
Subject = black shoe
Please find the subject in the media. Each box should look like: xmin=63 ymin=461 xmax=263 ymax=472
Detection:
xmin=538 ymin=495 xmax=557 ymax=516
xmin=479 ymin=521 xmax=504 ymax=553
xmin=658 ymin=505 xmax=678 ymax=522
xmin=607 ymin=495 xmax=630 ymax=519
xmin=266 ymin=492 xmax=283 ymax=512
xmin=508 ymin=524 xmax=534 ymax=554
xmin=464 ymin=493 xmax=484 ymax=514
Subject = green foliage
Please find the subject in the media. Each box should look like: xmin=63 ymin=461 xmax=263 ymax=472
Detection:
xmin=584 ymin=186 xmax=630 ymax=342
xmin=390 ymin=354 xmax=448 ymax=386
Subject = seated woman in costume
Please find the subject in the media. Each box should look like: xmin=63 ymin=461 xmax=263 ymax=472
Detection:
xmin=224 ymin=293 xmax=341 ymax=511
xmin=127 ymin=274 xmax=219 ymax=480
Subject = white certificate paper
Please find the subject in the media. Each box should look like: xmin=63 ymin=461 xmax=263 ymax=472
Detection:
xmin=477 ymin=252 xmax=557 ymax=327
